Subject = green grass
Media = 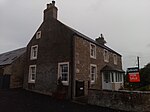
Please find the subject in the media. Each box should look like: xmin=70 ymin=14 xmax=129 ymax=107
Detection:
xmin=136 ymin=85 xmax=150 ymax=91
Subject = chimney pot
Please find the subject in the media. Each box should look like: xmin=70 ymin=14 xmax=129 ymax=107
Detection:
xmin=52 ymin=1 xmax=55 ymax=6
xmin=101 ymin=34 xmax=104 ymax=38
xmin=47 ymin=4 xmax=50 ymax=9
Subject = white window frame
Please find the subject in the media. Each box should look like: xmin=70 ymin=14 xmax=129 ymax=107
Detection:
xmin=110 ymin=72 xmax=114 ymax=83
xmin=28 ymin=65 xmax=36 ymax=83
xmin=90 ymin=64 xmax=97 ymax=84
xmin=113 ymin=54 xmax=117 ymax=65
xmin=58 ymin=62 xmax=69 ymax=86
xmin=90 ymin=43 xmax=96 ymax=59
xmin=104 ymin=49 xmax=109 ymax=62
xmin=103 ymin=72 xmax=123 ymax=83
xmin=36 ymin=31 xmax=41 ymax=39
xmin=30 ymin=45 xmax=38 ymax=60
xmin=114 ymin=73 xmax=123 ymax=83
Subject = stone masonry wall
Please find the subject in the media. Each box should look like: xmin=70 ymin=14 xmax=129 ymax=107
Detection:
xmin=3 ymin=65 xmax=12 ymax=75
xmin=74 ymin=35 xmax=123 ymax=96
xmin=88 ymin=89 xmax=150 ymax=112
xmin=11 ymin=53 xmax=25 ymax=88
xmin=24 ymin=18 xmax=73 ymax=99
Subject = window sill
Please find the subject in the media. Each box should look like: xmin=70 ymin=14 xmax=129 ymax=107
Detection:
xmin=90 ymin=81 xmax=95 ymax=85
xmin=90 ymin=56 xmax=96 ymax=59
xmin=62 ymin=82 xmax=69 ymax=86
xmin=30 ymin=58 xmax=37 ymax=60
xmin=28 ymin=81 xmax=35 ymax=83
xmin=114 ymin=63 xmax=117 ymax=65
xmin=104 ymin=60 xmax=109 ymax=63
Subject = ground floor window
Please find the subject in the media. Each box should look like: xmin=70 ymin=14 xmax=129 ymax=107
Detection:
xmin=58 ymin=62 xmax=69 ymax=85
xmin=90 ymin=64 xmax=97 ymax=84
xmin=103 ymin=72 xmax=123 ymax=83
xmin=28 ymin=65 xmax=36 ymax=83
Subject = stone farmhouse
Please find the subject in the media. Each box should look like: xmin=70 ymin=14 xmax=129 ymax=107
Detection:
xmin=0 ymin=1 xmax=124 ymax=100
xmin=23 ymin=1 xmax=124 ymax=99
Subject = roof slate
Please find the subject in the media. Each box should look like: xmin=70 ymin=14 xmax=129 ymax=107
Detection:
xmin=61 ymin=21 xmax=121 ymax=56
xmin=0 ymin=47 xmax=26 ymax=66
xmin=101 ymin=65 xmax=124 ymax=73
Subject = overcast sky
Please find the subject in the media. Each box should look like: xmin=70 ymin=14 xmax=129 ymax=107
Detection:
xmin=0 ymin=0 xmax=150 ymax=70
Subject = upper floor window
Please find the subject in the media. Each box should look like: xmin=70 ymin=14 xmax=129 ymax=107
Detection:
xmin=90 ymin=43 xmax=96 ymax=59
xmin=30 ymin=45 xmax=38 ymax=60
xmin=58 ymin=62 xmax=69 ymax=85
xmin=90 ymin=64 xmax=97 ymax=84
xmin=104 ymin=49 xmax=109 ymax=62
xmin=28 ymin=65 xmax=36 ymax=83
xmin=113 ymin=54 xmax=117 ymax=65
xmin=36 ymin=31 xmax=41 ymax=39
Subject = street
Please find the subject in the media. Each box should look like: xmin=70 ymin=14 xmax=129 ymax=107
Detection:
xmin=0 ymin=89 xmax=126 ymax=112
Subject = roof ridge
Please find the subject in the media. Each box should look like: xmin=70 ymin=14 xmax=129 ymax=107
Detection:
xmin=54 ymin=19 xmax=121 ymax=56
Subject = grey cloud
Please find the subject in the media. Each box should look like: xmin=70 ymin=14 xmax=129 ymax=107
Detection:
xmin=147 ymin=44 xmax=150 ymax=47
xmin=1 ymin=0 xmax=150 ymax=69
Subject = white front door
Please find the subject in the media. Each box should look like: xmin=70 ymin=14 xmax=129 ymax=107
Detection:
xmin=102 ymin=73 xmax=112 ymax=90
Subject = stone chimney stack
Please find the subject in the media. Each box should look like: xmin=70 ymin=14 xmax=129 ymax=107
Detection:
xmin=95 ymin=34 xmax=107 ymax=45
xmin=44 ymin=1 xmax=58 ymax=21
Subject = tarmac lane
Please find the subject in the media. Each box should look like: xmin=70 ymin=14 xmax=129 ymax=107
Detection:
xmin=0 ymin=89 xmax=126 ymax=112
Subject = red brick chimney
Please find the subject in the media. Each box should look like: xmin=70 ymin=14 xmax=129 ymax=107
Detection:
xmin=44 ymin=1 xmax=58 ymax=21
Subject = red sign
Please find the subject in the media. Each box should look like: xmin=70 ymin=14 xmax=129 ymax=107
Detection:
xmin=128 ymin=72 xmax=140 ymax=82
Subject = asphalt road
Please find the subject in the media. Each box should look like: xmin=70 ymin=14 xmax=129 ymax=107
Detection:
xmin=0 ymin=89 xmax=126 ymax=112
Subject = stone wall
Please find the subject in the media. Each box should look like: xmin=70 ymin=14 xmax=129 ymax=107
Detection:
xmin=11 ymin=53 xmax=25 ymax=88
xmin=3 ymin=65 xmax=12 ymax=75
xmin=74 ymin=36 xmax=91 ymax=96
xmin=88 ymin=89 xmax=150 ymax=112
xmin=24 ymin=17 xmax=73 ymax=99
xmin=74 ymin=35 xmax=123 ymax=96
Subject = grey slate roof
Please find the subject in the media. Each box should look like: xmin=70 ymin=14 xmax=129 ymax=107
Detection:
xmin=62 ymin=22 xmax=121 ymax=56
xmin=101 ymin=65 xmax=124 ymax=73
xmin=0 ymin=47 xmax=26 ymax=66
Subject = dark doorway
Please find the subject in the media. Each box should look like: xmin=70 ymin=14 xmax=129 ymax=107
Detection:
xmin=0 ymin=75 xmax=10 ymax=89
xmin=75 ymin=80 xmax=84 ymax=97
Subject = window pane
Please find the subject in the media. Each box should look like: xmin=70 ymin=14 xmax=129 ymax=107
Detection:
xmin=29 ymin=65 xmax=36 ymax=83
xmin=90 ymin=44 xmax=96 ymax=58
xmin=114 ymin=54 xmax=117 ymax=64
xmin=31 ymin=45 xmax=38 ymax=59
xmin=91 ymin=66 xmax=95 ymax=74
xmin=31 ymin=74 xmax=35 ymax=80
xmin=91 ymin=67 xmax=96 ymax=81
xmin=104 ymin=50 xmax=109 ymax=62
xmin=104 ymin=72 xmax=110 ymax=82
xmin=59 ymin=63 xmax=69 ymax=83
xmin=91 ymin=74 xmax=94 ymax=80
xmin=119 ymin=73 xmax=122 ymax=82
xmin=33 ymin=47 xmax=37 ymax=57
xmin=31 ymin=67 xmax=35 ymax=74
xmin=62 ymin=73 xmax=68 ymax=81
xmin=111 ymin=72 xmax=114 ymax=82
xmin=116 ymin=73 xmax=118 ymax=82
xmin=62 ymin=65 xmax=68 ymax=72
